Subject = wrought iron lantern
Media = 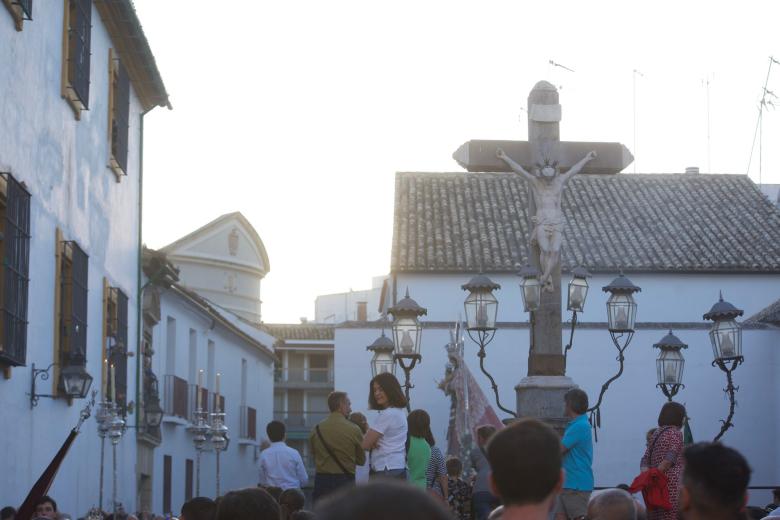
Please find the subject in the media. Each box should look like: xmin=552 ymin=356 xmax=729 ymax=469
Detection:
xmin=367 ymin=330 xmax=396 ymax=377
xmin=653 ymin=330 xmax=687 ymax=401
xmin=388 ymin=289 xmax=427 ymax=359
xmin=144 ymin=396 xmax=164 ymax=428
xmin=703 ymin=292 xmax=744 ymax=363
xmin=703 ymin=292 xmax=744 ymax=442
xmin=59 ymin=364 xmax=94 ymax=399
xmin=567 ymin=267 xmax=591 ymax=313
xmin=462 ymin=274 xmax=501 ymax=332
xmin=602 ymin=273 xmax=641 ymax=333
xmin=518 ymin=264 xmax=541 ymax=312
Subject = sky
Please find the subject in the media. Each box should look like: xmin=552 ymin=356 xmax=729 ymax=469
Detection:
xmin=135 ymin=0 xmax=780 ymax=323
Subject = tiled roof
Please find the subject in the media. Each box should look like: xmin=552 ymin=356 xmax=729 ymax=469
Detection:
xmin=746 ymin=298 xmax=780 ymax=325
xmin=391 ymin=172 xmax=780 ymax=273
xmin=260 ymin=323 xmax=335 ymax=341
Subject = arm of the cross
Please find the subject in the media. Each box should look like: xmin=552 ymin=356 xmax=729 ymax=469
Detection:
xmin=453 ymin=140 xmax=633 ymax=174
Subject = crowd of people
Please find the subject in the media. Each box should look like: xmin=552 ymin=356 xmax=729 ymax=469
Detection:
xmin=3 ymin=373 xmax=778 ymax=520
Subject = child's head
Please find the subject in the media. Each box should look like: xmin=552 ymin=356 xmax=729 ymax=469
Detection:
xmin=446 ymin=456 xmax=463 ymax=477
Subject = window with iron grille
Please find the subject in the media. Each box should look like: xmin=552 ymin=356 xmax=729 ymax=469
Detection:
xmin=3 ymin=0 xmax=33 ymax=31
xmin=107 ymin=286 xmax=129 ymax=412
xmin=109 ymin=54 xmax=130 ymax=177
xmin=0 ymin=172 xmax=31 ymax=367
xmin=63 ymin=0 xmax=92 ymax=115
xmin=60 ymin=241 xmax=89 ymax=377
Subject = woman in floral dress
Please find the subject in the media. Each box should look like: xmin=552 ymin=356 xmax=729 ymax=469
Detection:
xmin=640 ymin=402 xmax=687 ymax=520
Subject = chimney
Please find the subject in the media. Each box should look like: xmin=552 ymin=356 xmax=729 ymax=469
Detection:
xmin=685 ymin=166 xmax=700 ymax=174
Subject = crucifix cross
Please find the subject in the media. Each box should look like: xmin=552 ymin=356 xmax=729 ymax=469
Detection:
xmin=452 ymin=80 xmax=633 ymax=377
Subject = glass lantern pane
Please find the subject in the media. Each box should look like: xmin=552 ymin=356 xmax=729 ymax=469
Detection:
xmin=372 ymin=351 xmax=396 ymax=377
xmin=657 ymin=349 xmax=684 ymax=385
xmin=393 ymin=317 xmax=421 ymax=356
xmin=521 ymin=280 xmax=541 ymax=312
xmin=606 ymin=294 xmax=636 ymax=332
xmin=465 ymin=291 xmax=498 ymax=329
xmin=710 ymin=319 xmax=741 ymax=360
xmin=567 ymin=278 xmax=589 ymax=312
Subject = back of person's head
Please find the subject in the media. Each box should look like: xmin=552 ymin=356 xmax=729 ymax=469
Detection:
xmin=657 ymin=401 xmax=686 ymax=428
xmin=315 ymin=480 xmax=451 ymax=520
xmin=486 ymin=418 xmax=562 ymax=507
xmin=290 ymin=512 xmax=315 ymax=520
xmin=266 ymin=420 xmax=286 ymax=442
xmin=681 ymin=442 xmax=751 ymax=518
xmin=348 ymin=412 xmax=368 ymax=434
xmin=263 ymin=487 xmax=283 ymax=502
xmin=1 ymin=506 xmax=16 ymax=520
xmin=279 ymin=489 xmax=305 ymax=520
xmin=476 ymin=424 xmax=497 ymax=445
xmin=564 ymin=388 xmax=589 ymax=415
xmin=587 ymin=489 xmax=637 ymax=520
xmin=746 ymin=506 xmax=769 ymax=519
xmin=327 ymin=391 xmax=347 ymax=412
xmin=181 ymin=497 xmax=216 ymax=520
xmin=407 ymin=409 xmax=435 ymax=446
xmin=215 ymin=488 xmax=279 ymax=520
xmin=774 ymin=487 xmax=780 ymax=503
xmin=446 ymin=456 xmax=462 ymax=477
xmin=368 ymin=373 xmax=407 ymax=410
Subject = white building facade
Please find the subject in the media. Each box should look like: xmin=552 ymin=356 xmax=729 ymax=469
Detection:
xmin=141 ymin=249 xmax=277 ymax=516
xmin=0 ymin=0 xmax=168 ymax=515
xmin=330 ymin=170 xmax=780 ymax=504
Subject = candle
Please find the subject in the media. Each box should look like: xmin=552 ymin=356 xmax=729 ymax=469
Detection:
xmin=663 ymin=362 xmax=676 ymax=383
xmin=400 ymin=330 xmax=414 ymax=353
xmin=476 ymin=302 xmax=488 ymax=328
xmin=216 ymin=372 xmax=221 ymax=411
xmin=615 ymin=308 xmax=628 ymax=330
xmin=110 ymin=363 xmax=116 ymax=403
xmin=720 ymin=334 xmax=736 ymax=358
xmin=103 ymin=358 xmax=108 ymax=398
xmin=197 ymin=369 xmax=203 ymax=411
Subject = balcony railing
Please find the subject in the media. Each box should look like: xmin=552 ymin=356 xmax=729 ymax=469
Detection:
xmin=240 ymin=405 xmax=257 ymax=440
xmin=163 ymin=375 xmax=189 ymax=419
xmin=274 ymin=368 xmax=333 ymax=384
xmin=273 ymin=410 xmax=330 ymax=429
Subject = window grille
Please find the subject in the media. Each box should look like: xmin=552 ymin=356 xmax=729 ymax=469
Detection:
xmin=13 ymin=0 xmax=32 ymax=20
xmin=67 ymin=0 xmax=91 ymax=109
xmin=60 ymin=241 xmax=88 ymax=367
xmin=0 ymin=172 xmax=31 ymax=367
xmin=107 ymin=287 xmax=129 ymax=412
xmin=111 ymin=61 xmax=130 ymax=174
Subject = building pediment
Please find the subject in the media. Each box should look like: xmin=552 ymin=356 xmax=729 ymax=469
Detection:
xmin=161 ymin=212 xmax=270 ymax=276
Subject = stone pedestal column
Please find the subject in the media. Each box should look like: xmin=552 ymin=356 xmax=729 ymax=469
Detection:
xmin=516 ymin=375 xmax=577 ymax=434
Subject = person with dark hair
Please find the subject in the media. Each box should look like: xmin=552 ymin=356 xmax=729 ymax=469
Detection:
xmin=310 ymin=391 xmax=365 ymax=503
xmin=180 ymin=497 xmax=216 ymax=520
xmin=678 ymin=442 xmax=750 ymax=520
xmin=555 ymin=388 xmax=593 ymax=520
xmin=407 ymin=409 xmax=433 ymax=489
xmin=640 ymin=401 xmax=686 ymax=520
xmin=424 ymin=433 xmax=448 ymax=504
xmin=215 ymin=487 xmax=279 ymax=520
xmin=34 ymin=496 xmax=57 ymax=519
xmin=279 ymin=488 xmax=306 ymax=520
xmin=290 ymin=512 xmax=316 ymax=520
xmin=486 ymin=418 xmax=563 ymax=520
xmin=361 ymin=373 xmax=408 ymax=479
xmin=1 ymin=506 xmax=16 ymax=520
xmin=259 ymin=420 xmax=308 ymax=490
xmin=472 ymin=424 xmax=500 ymax=520
xmin=586 ymin=489 xmax=637 ymax=520
xmin=315 ymin=480 xmax=452 ymax=520
xmin=447 ymin=456 xmax=472 ymax=520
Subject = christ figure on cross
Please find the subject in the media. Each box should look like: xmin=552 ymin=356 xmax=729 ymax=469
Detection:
xmin=496 ymin=148 xmax=597 ymax=292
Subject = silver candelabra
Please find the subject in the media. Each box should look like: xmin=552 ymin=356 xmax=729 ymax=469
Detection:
xmin=210 ymin=411 xmax=229 ymax=498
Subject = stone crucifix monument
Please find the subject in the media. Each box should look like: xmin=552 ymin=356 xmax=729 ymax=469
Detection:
xmin=453 ymin=80 xmax=633 ymax=429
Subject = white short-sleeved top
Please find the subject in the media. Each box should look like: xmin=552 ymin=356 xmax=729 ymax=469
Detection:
xmin=369 ymin=406 xmax=408 ymax=471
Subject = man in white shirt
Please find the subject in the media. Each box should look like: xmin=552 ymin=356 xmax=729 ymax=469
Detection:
xmin=258 ymin=420 xmax=308 ymax=490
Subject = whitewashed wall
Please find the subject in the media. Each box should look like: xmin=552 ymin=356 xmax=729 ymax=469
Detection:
xmin=334 ymin=272 xmax=780 ymax=504
xmin=150 ymin=291 xmax=275 ymax=515
xmin=0 ymin=1 xmax=146 ymax=516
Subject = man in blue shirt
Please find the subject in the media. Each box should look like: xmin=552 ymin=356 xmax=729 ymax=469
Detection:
xmin=555 ymin=388 xmax=593 ymax=520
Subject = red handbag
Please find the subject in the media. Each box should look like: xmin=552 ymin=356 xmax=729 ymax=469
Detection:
xmin=629 ymin=468 xmax=672 ymax=511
